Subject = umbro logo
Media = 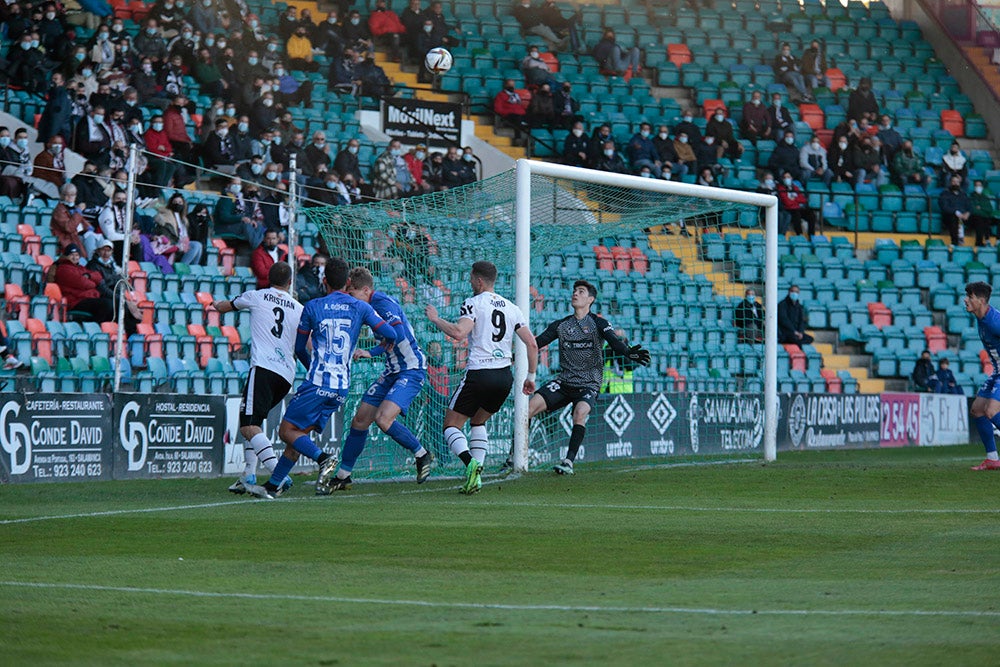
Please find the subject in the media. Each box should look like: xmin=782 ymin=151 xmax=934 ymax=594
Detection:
xmin=603 ymin=396 xmax=634 ymax=438
xmin=647 ymin=394 xmax=677 ymax=435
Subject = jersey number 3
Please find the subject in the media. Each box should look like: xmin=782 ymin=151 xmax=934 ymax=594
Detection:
xmin=271 ymin=307 xmax=285 ymax=338
xmin=491 ymin=309 xmax=507 ymax=342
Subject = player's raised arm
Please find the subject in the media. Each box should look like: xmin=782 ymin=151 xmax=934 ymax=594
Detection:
xmin=597 ymin=316 xmax=651 ymax=366
xmin=535 ymin=319 xmax=561 ymax=348
xmin=425 ymin=303 xmax=474 ymax=340
xmin=212 ymin=299 xmax=236 ymax=314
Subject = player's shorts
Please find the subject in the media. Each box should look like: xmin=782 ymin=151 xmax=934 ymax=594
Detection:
xmin=239 ymin=366 xmax=292 ymax=428
xmin=535 ymin=380 xmax=599 ymax=412
xmin=978 ymin=374 xmax=1000 ymax=401
xmin=281 ymin=381 xmax=349 ymax=432
xmin=449 ymin=367 xmax=513 ymax=417
xmin=361 ymin=369 xmax=426 ymax=415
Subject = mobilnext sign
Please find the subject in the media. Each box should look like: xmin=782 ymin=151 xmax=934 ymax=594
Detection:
xmin=383 ymin=98 xmax=461 ymax=146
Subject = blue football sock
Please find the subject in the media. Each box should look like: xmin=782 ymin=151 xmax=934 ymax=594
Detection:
xmin=385 ymin=421 xmax=421 ymax=454
xmin=340 ymin=427 xmax=368 ymax=473
xmin=976 ymin=416 xmax=997 ymax=454
xmin=292 ymin=434 xmax=323 ymax=461
xmin=268 ymin=454 xmax=296 ymax=487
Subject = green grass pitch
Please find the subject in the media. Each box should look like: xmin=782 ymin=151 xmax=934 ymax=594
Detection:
xmin=2 ymin=445 xmax=999 ymax=665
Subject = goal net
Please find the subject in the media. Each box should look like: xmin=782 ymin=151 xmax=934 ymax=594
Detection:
xmin=305 ymin=160 xmax=778 ymax=479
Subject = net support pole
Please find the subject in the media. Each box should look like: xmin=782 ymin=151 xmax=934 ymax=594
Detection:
xmin=763 ymin=200 xmax=779 ymax=463
xmin=113 ymin=143 xmax=139 ymax=393
xmin=288 ymin=154 xmax=298 ymax=297
xmin=512 ymin=159 xmax=533 ymax=472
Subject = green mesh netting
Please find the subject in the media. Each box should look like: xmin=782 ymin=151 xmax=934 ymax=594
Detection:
xmin=305 ymin=169 xmax=762 ymax=478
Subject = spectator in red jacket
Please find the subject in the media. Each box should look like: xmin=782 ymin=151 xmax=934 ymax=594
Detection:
xmin=777 ymin=171 xmax=817 ymax=237
xmin=368 ymin=0 xmax=407 ymax=62
xmin=493 ymin=79 xmax=527 ymax=134
xmin=404 ymin=144 xmax=431 ymax=193
xmin=52 ymin=243 xmax=113 ymax=322
xmin=51 ymin=183 xmax=104 ymax=259
xmin=143 ymin=113 xmax=177 ymax=187
xmin=162 ymin=94 xmax=195 ymax=185
xmin=250 ymin=230 xmax=288 ymax=288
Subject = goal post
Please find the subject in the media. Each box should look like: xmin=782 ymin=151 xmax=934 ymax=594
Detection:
xmin=510 ymin=159 xmax=779 ymax=471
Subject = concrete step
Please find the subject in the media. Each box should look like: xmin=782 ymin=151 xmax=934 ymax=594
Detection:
xmin=857 ymin=378 xmax=886 ymax=393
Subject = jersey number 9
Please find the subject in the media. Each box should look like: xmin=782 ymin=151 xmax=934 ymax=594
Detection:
xmin=491 ymin=309 xmax=506 ymax=342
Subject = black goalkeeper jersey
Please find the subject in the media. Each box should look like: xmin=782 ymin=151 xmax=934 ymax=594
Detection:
xmin=536 ymin=313 xmax=630 ymax=391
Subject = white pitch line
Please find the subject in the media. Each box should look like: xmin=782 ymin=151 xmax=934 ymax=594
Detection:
xmin=1 ymin=581 xmax=997 ymax=618
xmin=614 ymin=458 xmax=760 ymax=472
xmin=479 ymin=501 xmax=1000 ymax=514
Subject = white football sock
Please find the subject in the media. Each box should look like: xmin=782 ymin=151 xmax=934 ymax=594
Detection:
xmin=445 ymin=426 xmax=468 ymax=457
xmin=250 ymin=432 xmax=278 ymax=473
xmin=243 ymin=444 xmax=257 ymax=478
xmin=469 ymin=425 xmax=488 ymax=465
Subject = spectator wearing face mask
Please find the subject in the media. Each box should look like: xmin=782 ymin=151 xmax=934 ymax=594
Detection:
xmin=296 ymin=252 xmax=330 ymax=304
xmin=876 ymin=115 xmax=902 ymax=164
xmin=135 ymin=19 xmax=169 ymax=63
xmin=273 ymin=62 xmax=315 ymax=108
xmin=85 ymin=239 xmax=125 ymax=297
xmin=526 ymin=82 xmax=556 ymax=128
xmin=303 ymin=131 xmax=332 ymax=177
xmin=493 ymin=79 xmax=528 ymax=132
xmin=672 ymin=110 xmax=702 ymax=146
xmin=38 ymin=72 xmax=74 ymax=145
xmin=155 ymin=193 xmax=203 ymax=265
xmin=768 ymin=131 xmax=801 ymax=182
xmin=734 ymin=288 xmax=764 ymax=343
xmin=214 ymin=177 xmax=265 ymax=247
xmin=778 ymin=286 xmax=813 ymax=346
xmin=799 ymin=136 xmax=833 ymax=186
xmin=939 ymin=174 xmax=971 ymax=246
xmin=801 ymin=40 xmax=828 ymax=91
xmin=440 ymin=146 xmax=468 ymax=189
xmin=203 ymin=119 xmax=238 ymax=174
xmin=552 ymin=81 xmax=581 ymax=129
xmin=250 ymin=94 xmax=278 ymax=136
xmin=827 ymin=135 xmax=855 ymax=183
xmin=969 ymin=180 xmax=998 ymax=247
xmin=34 ymin=136 xmax=68 ymax=190
xmin=312 ymin=171 xmax=349 ymax=206
xmin=236 ymin=156 xmax=267 ymax=185
xmin=768 ymin=94 xmax=793 ymax=141
xmin=9 ymin=33 xmax=49 ymax=94
xmin=373 ymin=140 xmax=403 ymax=200
xmin=458 ymin=147 xmax=477 ymax=184
xmin=190 ymin=0 xmax=223 ymax=37
xmin=563 ymin=121 xmax=588 ymax=167
xmin=98 ymin=188 xmax=130 ymax=263
xmin=740 ymin=91 xmax=771 ymax=145
xmin=342 ymin=10 xmax=374 ymax=53
xmin=772 ymin=41 xmax=812 ymax=102
xmin=143 ymin=114 xmax=177 ymax=187
xmin=672 ymin=131 xmax=697 ymax=175
xmin=148 ymin=0 xmax=185 ymax=39
xmin=777 ymin=171 xmax=817 ymax=237
xmin=652 ymin=125 xmax=684 ymax=180
xmin=250 ymin=230 xmax=288 ymax=288
xmin=705 ymin=108 xmax=742 ymax=161
xmin=368 ymin=0 xmax=407 ymax=62
xmin=595 ymin=141 xmax=628 ymax=174
xmin=73 ymin=106 xmax=112 ymax=166
xmin=941 ymin=141 xmax=969 ymax=186
xmin=847 ymin=77 xmax=879 ymax=123
xmin=625 ymin=122 xmax=661 ymax=178
xmin=592 ymin=28 xmax=640 ymax=81
xmin=287 ymin=25 xmax=319 ymax=72
xmin=424 ymin=151 xmax=445 ymax=191
xmin=52 ymin=183 xmax=104 ymax=259
xmin=405 ymin=144 xmax=431 ymax=193
xmin=521 ymin=45 xmax=555 ymax=87
xmin=755 ymin=171 xmax=782 ymax=230
xmin=850 ymin=135 xmax=887 ymax=186
xmin=891 ymin=141 xmax=926 ymax=188
xmin=335 ymin=138 xmax=365 ymax=184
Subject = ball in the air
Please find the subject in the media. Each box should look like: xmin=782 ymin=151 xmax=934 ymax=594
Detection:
xmin=424 ymin=47 xmax=453 ymax=74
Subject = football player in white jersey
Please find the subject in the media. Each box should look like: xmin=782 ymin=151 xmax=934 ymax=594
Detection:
xmin=424 ymin=260 xmax=538 ymax=494
xmin=213 ymin=262 xmax=303 ymax=495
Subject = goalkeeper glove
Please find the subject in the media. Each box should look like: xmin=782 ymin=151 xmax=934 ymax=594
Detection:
xmin=626 ymin=344 xmax=651 ymax=366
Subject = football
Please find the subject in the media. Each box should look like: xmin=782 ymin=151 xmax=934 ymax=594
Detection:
xmin=424 ymin=47 xmax=454 ymax=75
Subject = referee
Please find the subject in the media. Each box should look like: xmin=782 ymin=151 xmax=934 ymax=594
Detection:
xmin=526 ymin=280 xmax=650 ymax=475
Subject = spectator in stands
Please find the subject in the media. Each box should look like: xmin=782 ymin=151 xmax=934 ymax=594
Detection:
xmin=705 ymin=107 xmax=742 ymax=161
xmin=552 ymin=81 xmax=581 ymax=128
xmin=296 ymin=252 xmax=329 ymax=304
xmin=539 ymin=0 xmax=581 ymax=53
xmin=52 ymin=183 xmax=103 ymax=259
xmin=653 ymin=125 xmax=684 ymax=180
xmin=155 ymin=193 xmax=203 ymax=265
xmin=369 ymin=0 xmax=407 ymax=62
xmin=911 ymin=350 xmax=935 ymax=392
xmin=593 ymin=28 xmax=641 ymax=81
xmin=941 ymin=141 xmax=969 ymax=185
xmin=342 ymin=10 xmax=374 ymax=53
xmin=237 ymin=155 xmax=266 ymax=185
xmin=250 ymin=230 xmax=287 ymax=289
xmin=8 ymin=32 xmax=49 ymax=95
xmin=85 ymin=239 xmax=123 ymax=293
xmin=777 ymin=285 xmax=813 ymax=346
xmin=354 ymin=54 xmax=392 ymax=98
xmin=335 ymin=138 xmax=365 ymax=185
xmin=594 ymin=140 xmax=628 ymax=174
xmin=772 ymin=42 xmax=812 ymax=102
xmin=441 ymin=146 xmax=474 ymax=188
xmin=250 ymin=92 xmax=278 ymax=136
xmin=768 ymin=93 xmax=793 ymax=141
xmin=672 ymin=109 xmax=702 ymax=145
xmin=53 ymin=243 xmax=116 ymax=325
xmin=163 ymin=95 xmax=195 ymax=179
xmin=192 ymin=47 xmax=228 ymax=99
xmin=851 ymin=134 xmax=887 ymax=186
xmin=149 ymin=0 xmax=184 ymax=39
xmin=513 ymin=0 xmax=567 ymax=52
xmin=415 ymin=18 xmax=444 ymax=83
xmin=301 ymin=131 xmax=331 ymax=177
xmin=970 ymin=179 xmax=998 ymax=247
xmin=756 ymin=171 xmax=783 ymax=229
xmin=799 ymin=135 xmax=833 ymax=186
xmin=587 ymin=123 xmax=614 ymax=166
xmin=38 ymin=72 xmax=73 ymax=146
xmin=778 ymin=171 xmax=817 ymax=237
xmin=801 ymin=40 xmax=828 ymax=91
xmin=424 ymin=151 xmax=445 ymax=191
xmin=939 ymin=174 xmax=971 ymax=246
xmin=73 ymin=105 xmax=112 ymax=167
xmin=191 ymin=0 xmax=225 ymax=37
xmin=71 ymin=162 xmax=106 ymax=212
xmin=828 ymin=134 xmax=855 ymax=183
xmin=97 ymin=188 xmax=129 ymax=262
xmin=847 ymin=77 xmax=878 ymax=122
xmin=740 ymin=91 xmax=771 ymax=145
xmin=563 ymin=121 xmax=589 ymax=167
xmin=891 ymin=140 xmax=926 ymax=188
xmin=929 ymin=358 xmax=963 ymax=395
xmin=527 ymin=83 xmax=556 ymax=127
xmin=493 ymin=80 xmax=528 ymax=133
xmin=274 ymin=62 xmax=315 ymax=108
xmin=461 ymin=147 xmax=478 ymax=181
xmin=695 ymin=134 xmax=722 ymax=178
xmin=214 ymin=177 xmax=265 ymax=247
xmin=287 ymin=24 xmax=319 ymax=73
xmin=33 ymin=136 xmax=68 ymax=190
xmin=768 ymin=130 xmax=801 ymax=182
xmin=672 ymin=131 xmax=697 ymax=175
xmin=135 ymin=19 xmax=169 ymax=63
xmin=521 ymin=45 xmax=555 ymax=87
xmin=877 ymin=114 xmax=903 ymax=164
xmin=372 ymin=140 xmax=403 ymax=200
xmin=734 ymin=288 xmax=764 ymax=343
xmin=404 ymin=144 xmax=431 ymax=193
xmin=143 ymin=114 xmax=178 ymax=188
xmin=202 ymin=118 xmax=238 ymax=175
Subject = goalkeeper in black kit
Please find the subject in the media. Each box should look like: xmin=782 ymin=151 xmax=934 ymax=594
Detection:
xmin=512 ymin=280 xmax=650 ymax=475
